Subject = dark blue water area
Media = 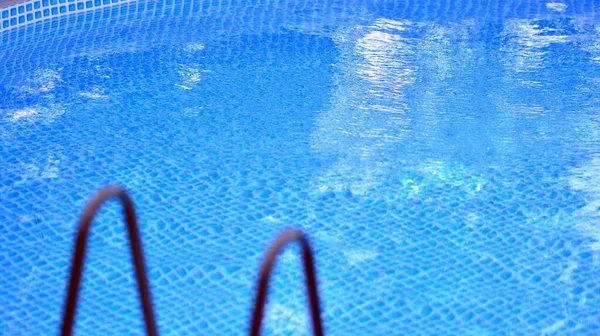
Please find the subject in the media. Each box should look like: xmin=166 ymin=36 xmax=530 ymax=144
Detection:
xmin=2 ymin=0 xmax=600 ymax=335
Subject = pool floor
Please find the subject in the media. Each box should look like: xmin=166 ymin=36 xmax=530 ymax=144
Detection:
xmin=2 ymin=0 xmax=600 ymax=334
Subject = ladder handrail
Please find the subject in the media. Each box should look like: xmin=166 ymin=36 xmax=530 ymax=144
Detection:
xmin=249 ymin=229 xmax=324 ymax=336
xmin=60 ymin=188 xmax=324 ymax=336
xmin=60 ymin=186 xmax=158 ymax=336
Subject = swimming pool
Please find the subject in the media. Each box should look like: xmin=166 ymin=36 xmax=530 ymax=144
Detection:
xmin=2 ymin=0 xmax=600 ymax=334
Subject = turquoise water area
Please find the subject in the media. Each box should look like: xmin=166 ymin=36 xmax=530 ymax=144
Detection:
xmin=1 ymin=0 xmax=600 ymax=334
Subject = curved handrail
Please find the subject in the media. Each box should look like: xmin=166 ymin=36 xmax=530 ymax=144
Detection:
xmin=249 ymin=230 xmax=324 ymax=336
xmin=60 ymin=187 xmax=158 ymax=336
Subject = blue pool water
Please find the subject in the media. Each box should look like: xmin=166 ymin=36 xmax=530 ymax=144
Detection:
xmin=2 ymin=0 xmax=600 ymax=334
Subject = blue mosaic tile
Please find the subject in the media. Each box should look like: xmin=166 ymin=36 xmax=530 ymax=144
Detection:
xmin=1 ymin=0 xmax=600 ymax=335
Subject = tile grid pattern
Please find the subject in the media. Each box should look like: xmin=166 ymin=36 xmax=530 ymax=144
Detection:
xmin=2 ymin=0 xmax=600 ymax=335
xmin=2 ymin=0 xmax=599 ymax=35
xmin=0 ymin=0 xmax=138 ymax=33
xmin=0 ymin=0 xmax=239 ymax=45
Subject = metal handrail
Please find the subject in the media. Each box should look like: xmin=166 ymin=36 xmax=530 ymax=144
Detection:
xmin=60 ymin=187 xmax=158 ymax=336
xmin=60 ymin=187 xmax=324 ymax=336
xmin=249 ymin=229 xmax=324 ymax=336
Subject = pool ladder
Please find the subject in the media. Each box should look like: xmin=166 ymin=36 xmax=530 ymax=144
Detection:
xmin=59 ymin=186 xmax=324 ymax=336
